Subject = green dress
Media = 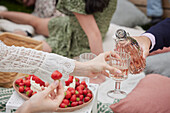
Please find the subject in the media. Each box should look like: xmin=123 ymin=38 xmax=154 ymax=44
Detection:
xmin=47 ymin=0 xmax=117 ymax=58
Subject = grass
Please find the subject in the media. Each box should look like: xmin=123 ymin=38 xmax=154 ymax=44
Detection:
xmin=0 ymin=0 xmax=34 ymax=13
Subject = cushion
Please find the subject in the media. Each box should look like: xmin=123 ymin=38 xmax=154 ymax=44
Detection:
xmin=111 ymin=0 xmax=150 ymax=27
xmin=145 ymin=52 xmax=170 ymax=77
xmin=110 ymin=74 xmax=170 ymax=113
xmin=149 ymin=47 xmax=170 ymax=56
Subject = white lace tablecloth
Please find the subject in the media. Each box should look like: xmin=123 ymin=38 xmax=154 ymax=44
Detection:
xmin=6 ymin=84 xmax=99 ymax=113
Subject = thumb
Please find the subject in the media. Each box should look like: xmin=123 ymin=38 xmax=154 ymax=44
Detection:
xmin=44 ymin=80 xmax=59 ymax=95
xmin=142 ymin=49 xmax=149 ymax=59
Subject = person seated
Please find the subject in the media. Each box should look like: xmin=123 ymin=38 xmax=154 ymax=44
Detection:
xmin=0 ymin=0 xmax=117 ymax=59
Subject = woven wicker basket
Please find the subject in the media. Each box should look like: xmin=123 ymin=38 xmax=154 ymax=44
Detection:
xmin=0 ymin=32 xmax=43 ymax=88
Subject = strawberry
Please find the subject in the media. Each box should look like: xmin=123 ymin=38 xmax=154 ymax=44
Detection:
xmin=75 ymin=90 xmax=79 ymax=97
xmin=67 ymin=87 xmax=74 ymax=91
xmin=68 ymin=76 xmax=73 ymax=83
xmin=79 ymin=95 xmax=84 ymax=101
xmin=76 ymin=82 xmax=80 ymax=87
xmin=25 ymin=80 xmax=31 ymax=87
xmin=69 ymin=75 xmax=74 ymax=80
xmin=78 ymin=101 xmax=83 ymax=105
xmin=70 ymin=94 xmax=76 ymax=102
xmin=25 ymin=75 xmax=31 ymax=80
xmin=76 ymin=85 xmax=84 ymax=91
xmin=15 ymin=79 xmax=23 ymax=85
xmin=78 ymin=89 xmax=83 ymax=95
xmin=51 ymin=70 xmax=62 ymax=80
xmin=65 ymin=80 xmax=70 ymax=86
xmin=70 ymin=89 xmax=75 ymax=95
xmin=19 ymin=86 xmax=24 ymax=93
xmin=62 ymin=99 xmax=69 ymax=106
xmin=81 ymin=81 xmax=87 ymax=87
xmin=65 ymin=91 xmax=71 ymax=99
xmin=26 ymin=90 xmax=33 ymax=97
xmin=84 ymin=97 xmax=90 ymax=102
xmin=39 ymin=80 xmax=45 ymax=87
xmin=32 ymin=76 xmax=45 ymax=86
xmin=87 ymin=89 xmax=92 ymax=94
xmin=71 ymin=102 xmax=77 ymax=107
xmin=60 ymin=103 xmax=67 ymax=108
xmin=83 ymin=89 xmax=88 ymax=96
xmin=32 ymin=91 xmax=37 ymax=96
xmin=86 ymin=93 xmax=92 ymax=99
xmin=25 ymin=87 xmax=30 ymax=92
xmin=79 ymin=85 xmax=85 ymax=90
xmin=75 ymin=78 xmax=80 ymax=82
xmin=19 ymin=82 xmax=24 ymax=86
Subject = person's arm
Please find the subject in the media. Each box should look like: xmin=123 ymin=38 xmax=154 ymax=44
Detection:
xmin=74 ymin=12 xmax=103 ymax=55
xmin=145 ymin=18 xmax=170 ymax=52
xmin=134 ymin=18 xmax=170 ymax=58
xmin=0 ymin=40 xmax=75 ymax=83
xmin=0 ymin=41 xmax=121 ymax=82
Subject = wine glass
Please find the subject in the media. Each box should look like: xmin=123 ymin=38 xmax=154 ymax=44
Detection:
xmin=107 ymin=51 xmax=131 ymax=99
xmin=79 ymin=53 xmax=106 ymax=84
xmin=79 ymin=53 xmax=96 ymax=62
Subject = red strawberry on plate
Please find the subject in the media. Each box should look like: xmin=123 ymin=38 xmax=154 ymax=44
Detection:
xmin=75 ymin=77 xmax=80 ymax=82
xmin=26 ymin=90 xmax=33 ymax=97
xmin=86 ymin=93 xmax=92 ymax=99
xmin=51 ymin=70 xmax=62 ymax=80
xmin=25 ymin=80 xmax=31 ymax=87
xmin=78 ymin=101 xmax=83 ymax=105
xmin=79 ymin=95 xmax=84 ymax=101
xmin=60 ymin=103 xmax=67 ymax=108
xmin=83 ymin=89 xmax=88 ymax=96
xmin=19 ymin=82 xmax=24 ymax=86
xmin=62 ymin=99 xmax=69 ymax=106
xmin=70 ymin=94 xmax=76 ymax=102
xmin=25 ymin=87 xmax=30 ymax=92
xmin=81 ymin=81 xmax=87 ymax=87
xmin=15 ymin=78 xmax=23 ymax=86
xmin=65 ymin=80 xmax=70 ymax=86
xmin=84 ymin=97 xmax=90 ymax=102
xmin=71 ymin=102 xmax=77 ymax=107
xmin=32 ymin=91 xmax=37 ymax=96
xmin=65 ymin=91 xmax=71 ymax=99
xmin=19 ymin=86 xmax=24 ymax=93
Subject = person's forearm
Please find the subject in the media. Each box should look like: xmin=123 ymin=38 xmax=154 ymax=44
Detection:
xmin=70 ymin=61 xmax=90 ymax=76
xmin=88 ymin=34 xmax=104 ymax=55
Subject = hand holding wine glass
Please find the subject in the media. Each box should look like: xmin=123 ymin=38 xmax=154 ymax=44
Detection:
xmin=107 ymin=51 xmax=131 ymax=99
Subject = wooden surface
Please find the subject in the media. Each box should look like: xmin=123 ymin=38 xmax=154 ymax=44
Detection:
xmin=129 ymin=0 xmax=170 ymax=18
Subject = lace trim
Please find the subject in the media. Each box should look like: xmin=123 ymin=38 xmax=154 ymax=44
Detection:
xmin=0 ymin=41 xmax=75 ymax=83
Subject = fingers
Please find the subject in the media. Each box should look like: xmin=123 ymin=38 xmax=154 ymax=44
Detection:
xmin=44 ymin=80 xmax=59 ymax=95
xmin=104 ymin=51 xmax=121 ymax=60
xmin=101 ymin=70 xmax=109 ymax=77
xmin=53 ymin=82 xmax=64 ymax=107
xmin=57 ymin=82 xmax=64 ymax=96
xmin=105 ymin=64 xmax=122 ymax=75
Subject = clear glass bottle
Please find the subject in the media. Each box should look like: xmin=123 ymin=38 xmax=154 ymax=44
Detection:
xmin=114 ymin=29 xmax=146 ymax=74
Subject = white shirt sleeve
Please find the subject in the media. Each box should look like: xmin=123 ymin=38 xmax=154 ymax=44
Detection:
xmin=0 ymin=41 xmax=75 ymax=83
xmin=141 ymin=33 xmax=156 ymax=51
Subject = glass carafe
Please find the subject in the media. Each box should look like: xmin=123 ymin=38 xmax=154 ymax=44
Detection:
xmin=114 ymin=29 xmax=146 ymax=74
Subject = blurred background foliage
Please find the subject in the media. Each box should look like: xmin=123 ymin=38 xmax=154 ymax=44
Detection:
xmin=0 ymin=0 xmax=34 ymax=13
